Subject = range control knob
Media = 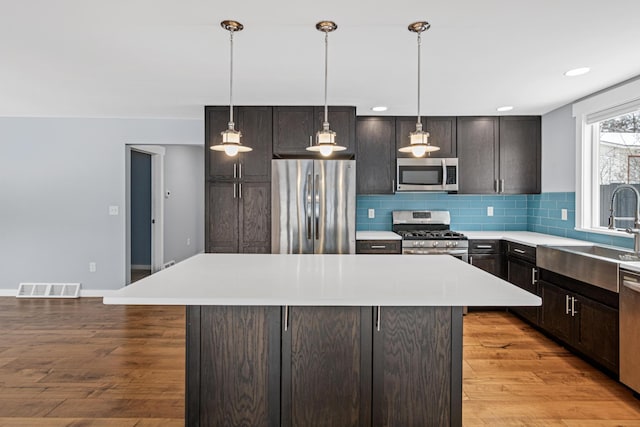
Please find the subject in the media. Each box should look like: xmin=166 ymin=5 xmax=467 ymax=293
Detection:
xmin=432 ymin=242 xmax=438 ymax=247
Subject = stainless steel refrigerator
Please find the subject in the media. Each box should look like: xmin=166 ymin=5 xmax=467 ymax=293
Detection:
xmin=272 ymin=159 xmax=356 ymax=254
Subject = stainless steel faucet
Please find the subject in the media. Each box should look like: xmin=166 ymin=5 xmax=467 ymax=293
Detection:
xmin=608 ymin=184 xmax=640 ymax=254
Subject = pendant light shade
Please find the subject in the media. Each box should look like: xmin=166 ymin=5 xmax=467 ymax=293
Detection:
xmin=210 ymin=20 xmax=252 ymax=157
xmin=306 ymin=21 xmax=346 ymax=157
xmin=398 ymin=21 xmax=440 ymax=157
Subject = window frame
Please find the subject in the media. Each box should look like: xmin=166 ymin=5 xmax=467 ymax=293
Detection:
xmin=573 ymin=78 xmax=640 ymax=237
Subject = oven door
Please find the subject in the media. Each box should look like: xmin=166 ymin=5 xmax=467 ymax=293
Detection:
xmin=396 ymin=158 xmax=458 ymax=192
xmin=402 ymin=248 xmax=468 ymax=262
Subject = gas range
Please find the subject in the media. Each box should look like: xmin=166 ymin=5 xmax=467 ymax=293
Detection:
xmin=392 ymin=210 xmax=468 ymax=259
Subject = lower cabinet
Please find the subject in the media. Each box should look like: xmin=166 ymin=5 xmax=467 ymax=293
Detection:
xmin=507 ymin=257 xmax=539 ymax=325
xmin=468 ymin=240 xmax=504 ymax=279
xmin=539 ymin=279 xmax=619 ymax=374
xmin=356 ymin=240 xmax=401 ymax=254
xmin=206 ymin=181 xmax=271 ymax=253
xmin=187 ymin=305 xmax=462 ymax=427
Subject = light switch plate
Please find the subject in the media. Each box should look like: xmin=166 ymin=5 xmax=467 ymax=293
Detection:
xmin=368 ymin=209 xmax=375 ymax=219
xmin=487 ymin=206 xmax=494 ymax=217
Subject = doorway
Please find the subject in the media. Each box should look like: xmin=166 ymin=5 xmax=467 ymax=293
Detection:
xmin=126 ymin=145 xmax=165 ymax=285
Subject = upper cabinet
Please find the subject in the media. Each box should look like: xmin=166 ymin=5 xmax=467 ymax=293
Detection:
xmin=395 ymin=116 xmax=457 ymax=158
xmin=499 ymin=116 xmax=541 ymax=194
xmin=206 ymin=106 xmax=273 ymax=182
xmin=356 ymin=116 xmax=396 ymax=194
xmin=457 ymin=116 xmax=540 ymax=194
xmin=273 ymin=106 xmax=356 ymax=157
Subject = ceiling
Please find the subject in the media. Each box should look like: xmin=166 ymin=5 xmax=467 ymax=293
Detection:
xmin=2 ymin=0 xmax=639 ymax=119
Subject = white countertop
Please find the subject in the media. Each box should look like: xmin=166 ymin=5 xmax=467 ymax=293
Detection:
xmin=458 ymin=231 xmax=592 ymax=247
xmin=104 ymin=253 xmax=540 ymax=307
xmin=356 ymin=231 xmax=402 ymax=240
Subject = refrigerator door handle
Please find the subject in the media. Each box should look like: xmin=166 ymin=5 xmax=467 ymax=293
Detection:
xmin=315 ymin=174 xmax=320 ymax=240
xmin=306 ymin=173 xmax=312 ymax=240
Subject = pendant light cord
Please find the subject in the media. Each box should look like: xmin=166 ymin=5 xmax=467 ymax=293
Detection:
xmin=417 ymin=32 xmax=422 ymax=125
xmin=323 ymin=31 xmax=329 ymax=125
xmin=229 ymin=30 xmax=234 ymax=127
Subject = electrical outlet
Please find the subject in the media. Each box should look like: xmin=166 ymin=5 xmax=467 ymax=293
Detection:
xmin=368 ymin=209 xmax=375 ymax=219
xmin=108 ymin=205 xmax=119 ymax=216
xmin=561 ymin=209 xmax=568 ymax=221
xmin=487 ymin=206 xmax=494 ymax=217
xmin=89 ymin=262 xmax=96 ymax=273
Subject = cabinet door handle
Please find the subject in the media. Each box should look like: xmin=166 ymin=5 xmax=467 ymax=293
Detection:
xmin=309 ymin=135 xmax=313 ymax=147
xmin=531 ymin=268 xmax=538 ymax=285
xmin=370 ymin=245 xmax=387 ymax=249
xmin=513 ymin=248 xmax=526 ymax=254
xmin=233 ymin=183 xmax=237 ymax=199
xmin=469 ymin=256 xmax=473 ymax=265
xmin=233 ymin=163 xmax=237 ymax=178
xmin=239 ymin=183 xmax=242 ymax=199
xmin=376 ymin=306 xmax=381 ymax=331
xmin=571 ymin=297 xmax=578 ymax=316
xmin=476 ymin=245 xmax=493 ymax=249
xmin=494 ymin=179 xmax=498 ymax=193
xmin=284 ymin=305 xmax=289 ymax=332
xmin=392 ymin=179 xmax=395 ymax=192
xmin=565 ymin=295 xmax=571 ymax=315
xmin=500 ymin=179 xmax=505 ymax=193
xmin=238 ymin=163 xmax=242 ymax=179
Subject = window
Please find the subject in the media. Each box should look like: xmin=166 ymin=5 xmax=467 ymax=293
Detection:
xmin=574 ymin=78 xmax=640 ymax=236
xmin=595 ymin=111 xmax=640 ymax=229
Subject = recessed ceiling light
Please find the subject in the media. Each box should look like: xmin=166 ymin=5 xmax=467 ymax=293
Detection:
xmin=371 ymin=106 xmax=388 ymax=112
xmin=564 ymin=67 xmax=590 ymax=77
xmin=496 ymin=106 xmax=514 ymax=112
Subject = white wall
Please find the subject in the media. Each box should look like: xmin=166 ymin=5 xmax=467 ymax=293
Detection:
xmin=163 ymin=145 xmax=204 ymax=264
xmin=0 ymin=117 xmax=202 ymax=291
xmin=541 ymin=104 xmax=575 ymax=192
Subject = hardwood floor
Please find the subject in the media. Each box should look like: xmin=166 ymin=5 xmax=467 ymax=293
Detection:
xmin=0 ymin=298 xmax=638 ymax=426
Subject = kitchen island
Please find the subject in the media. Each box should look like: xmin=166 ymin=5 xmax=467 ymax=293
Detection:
xmin=104 ymin=253 xmax=540 ymax=427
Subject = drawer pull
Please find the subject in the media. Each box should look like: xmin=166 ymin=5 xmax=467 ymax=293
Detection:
xmin=565 ymin=295 xmax=570 ymax=315
xmin=513 ymin=248 xmax=526 ymax=254
xmin=370 ymin=245 xmax=387 ymax=249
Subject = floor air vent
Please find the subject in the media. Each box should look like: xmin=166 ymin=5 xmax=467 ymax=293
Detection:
xmin=17 ymin=283 xmax=81 ymax=298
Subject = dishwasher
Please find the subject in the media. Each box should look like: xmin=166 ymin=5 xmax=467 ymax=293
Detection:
xmin=620 ymin=270 xmax=640 ymax=396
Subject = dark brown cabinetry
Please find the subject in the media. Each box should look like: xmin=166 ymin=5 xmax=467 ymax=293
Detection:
xmin=206 ymin=106 xmax=273 ymax=181
xmin=356 ymin=240 xmax=401 ymax=254
xmin=356 ymin=117 xmax=396 ymax=194
xmin=506 ymin=242 xmax=539 ymax=325
xmin=187 ymin=305 xmax=462 ymax=427
xmin=468 ymin=240 xmax=504 ymax=278
xmin=273 ymin=106 xmax=356 ymax=157
xmin=538 ymin=273 xmax=619 ymax=374
xmin=457 ymin=116 xmax=540 ymax=194
xmin=186 ymin=305 xmax=281 ymax=427
xmin=396 ymin=116 xmax=457 ymax=158
xmin=372 ymin=306 xmax=462 ymax=427
xmin=205 ymin=106 xmax=273 ymax=254
xmin=206 ymin=181 xmax=271 ymax=253
xmin=282 ymin=306 xmax=371 ymax=427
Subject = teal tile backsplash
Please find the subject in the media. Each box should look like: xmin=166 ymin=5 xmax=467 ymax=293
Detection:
xmin=356 ymin=191 xmax=634 ymax=249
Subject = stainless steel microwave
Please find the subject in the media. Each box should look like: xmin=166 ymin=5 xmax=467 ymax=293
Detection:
xmin=396 ymin=158 xmax=458 ymax=192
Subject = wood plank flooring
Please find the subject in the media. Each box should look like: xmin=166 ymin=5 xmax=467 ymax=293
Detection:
xmin=0 ymin=298 xmax=638 ymax=426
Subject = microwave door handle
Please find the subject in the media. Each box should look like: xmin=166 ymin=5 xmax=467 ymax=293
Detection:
xmin=442 ymin=159 xmax=447 ymax=188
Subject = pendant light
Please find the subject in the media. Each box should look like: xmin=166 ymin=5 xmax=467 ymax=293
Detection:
xmin=306 ymin=21 xmax=346 ymax=157
xmin=398 ymin=21 xmax=440 ymax=157
xmin=210 ymin=20 xmax=252 ymax=157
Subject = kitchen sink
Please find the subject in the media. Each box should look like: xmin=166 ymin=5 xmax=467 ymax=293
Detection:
xmin=537 ymin=244 xmax=637 ymax=293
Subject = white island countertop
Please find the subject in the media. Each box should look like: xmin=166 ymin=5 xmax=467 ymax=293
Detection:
xmin=104 ymin=253 xmax=540 ymax=307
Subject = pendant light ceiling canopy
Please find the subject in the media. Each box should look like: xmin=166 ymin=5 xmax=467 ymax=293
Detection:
xmin=306 ymin=20 xmax=346 ymax=157
xmin=398 ymin=21 xmax=440 ymax=157
xmin=210 ymin=20 xmax=252 ymax=157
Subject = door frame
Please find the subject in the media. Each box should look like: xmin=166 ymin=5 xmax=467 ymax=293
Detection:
xmin=126 ymin=144 xmax=166 ymax=284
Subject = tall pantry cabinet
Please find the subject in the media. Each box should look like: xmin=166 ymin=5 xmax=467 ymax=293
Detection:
xmin=205 ymin=106 xmax=272 ymax=253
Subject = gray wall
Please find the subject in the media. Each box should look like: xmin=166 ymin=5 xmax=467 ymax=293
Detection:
xmin=0 ymin=117 xmax=202 ymax=291
xmin=163 ymin=145 xmax=204 ymax=264
xmin=541 ymin=104 xmax=575 ymax=192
